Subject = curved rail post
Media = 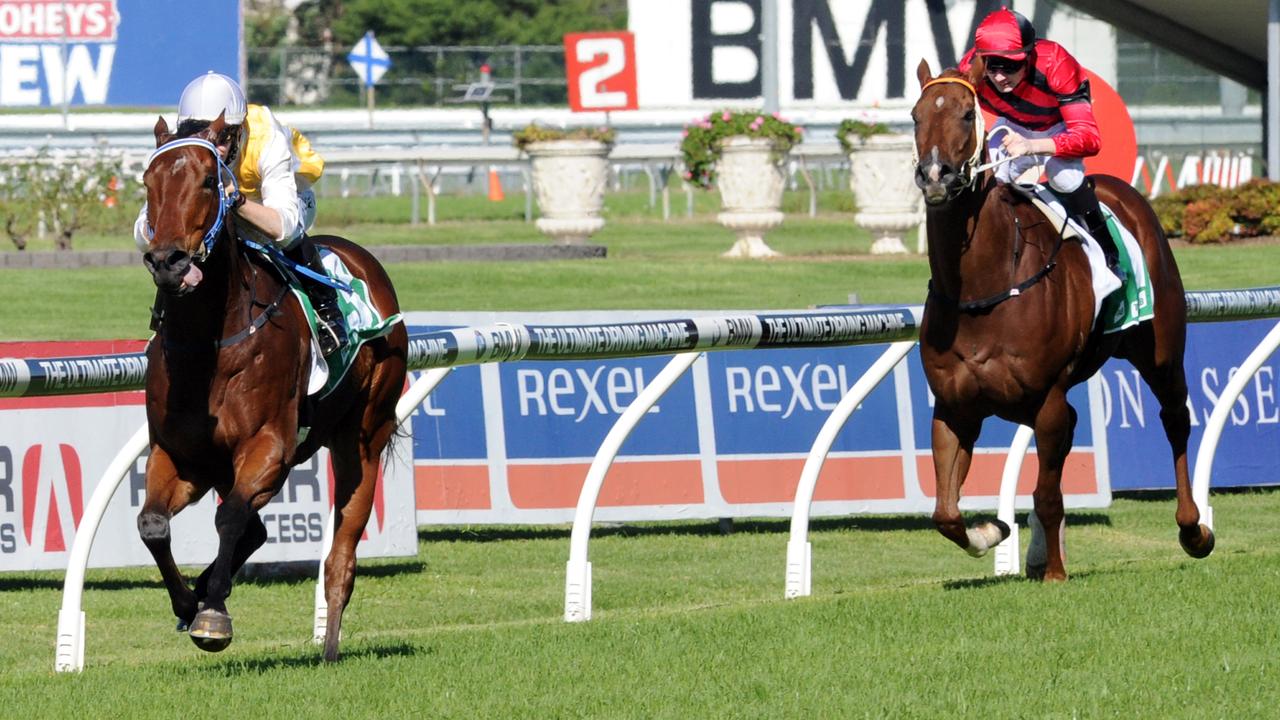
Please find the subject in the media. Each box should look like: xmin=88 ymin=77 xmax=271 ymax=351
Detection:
xmin=784 ymin=341 xmax=915 ymax=599
xmin=54 ymin=421 xmax=150 ymax=673
xmin=1191 ymin=319 xmax=1280 ymax=534
xmin=993 ymin=424 xmax=1034 ymax=576
xmin=313 ymin=366 xmax=454 ymax=643
xmin=564 ymin=351 xmax=702 ymax=622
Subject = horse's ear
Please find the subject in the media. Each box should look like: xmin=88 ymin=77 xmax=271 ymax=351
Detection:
xmin=916 ymin=59 xmax=934 ymax=89
xmin=200 ymin=111 xmax=227 ymax=143
xmin=153 ymin=116 xmax=173 ymax=147
xmin=966 ymin=55 xmax=986 ymax=87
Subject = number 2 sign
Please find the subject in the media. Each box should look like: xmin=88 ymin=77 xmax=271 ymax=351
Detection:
xmin=564 ymin=31 xmax=638 ymax=112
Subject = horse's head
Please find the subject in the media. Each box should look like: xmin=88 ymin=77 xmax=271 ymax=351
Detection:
xmin=141 ymin=113 xmax=236 ymax=295
xmin=911 ymin=59 xmax=986 ymax=206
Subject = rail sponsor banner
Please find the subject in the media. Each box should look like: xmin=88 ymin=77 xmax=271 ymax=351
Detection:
xmin=627 ymin=0 xmax=1117 ymax=107
xmin=406 ymin=311 xmax=1108 ymax=525
xmin=0 ymin=341 xmax=416 ymax=573
xmin=0 ymin=0 xmax=241 ymax=108
xmin=1101 ymin=317 xmax=1280 ymax=491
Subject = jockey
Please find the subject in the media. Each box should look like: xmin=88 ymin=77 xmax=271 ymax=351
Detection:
xmin=958 ymin=8 xmax=1121 ymax=275
xmin=135 ymin=71 xmax=347 ymax=356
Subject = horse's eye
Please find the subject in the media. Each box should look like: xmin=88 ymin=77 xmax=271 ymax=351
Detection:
xmin=203 ymin=175 xmax=216 ymax=190
xmin=963 ymin=109 xmax=976 ymax=123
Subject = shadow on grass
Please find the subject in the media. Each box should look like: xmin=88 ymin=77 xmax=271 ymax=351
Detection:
xmin=0 ymin=575 xmax=161 ymax=592
xmin=418 ymin=511 xmax=1113 ymax=545
xmin=205 ymin=642 xmax=426 ymax=675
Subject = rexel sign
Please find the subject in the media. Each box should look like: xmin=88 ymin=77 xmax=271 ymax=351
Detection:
xmin=0 ymin=0 xmax=242 ymax=107
xmin=564 ymin=31 xmax=637 ymax=112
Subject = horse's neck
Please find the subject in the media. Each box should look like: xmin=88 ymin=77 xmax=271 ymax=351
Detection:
xmin=926 ymin=184 xmax=1023 ymax=302
xmin=161 ymin=234 xmax=259 ymax=346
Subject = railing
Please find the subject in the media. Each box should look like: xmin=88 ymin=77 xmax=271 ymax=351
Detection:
xmin=3 ymin=287 xmax=1278 ymax=670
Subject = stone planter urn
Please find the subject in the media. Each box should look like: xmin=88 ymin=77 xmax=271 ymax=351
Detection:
xmin=715 ymin=136 xmax=788 ymax=258
xmin=846 ymin=133 xmax=924 ymax=254
xmin=526 ymin=139 xmax=610 ymax=244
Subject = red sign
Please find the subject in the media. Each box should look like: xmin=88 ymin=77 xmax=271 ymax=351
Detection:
xmin=564 ymin=31 xmax=638 ymax=112
xmin=0 ymin=1 xmax=119 ymax=42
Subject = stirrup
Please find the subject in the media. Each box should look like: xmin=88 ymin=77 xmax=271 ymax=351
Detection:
xmin=314 ymin=306 xmax=348 ymax=356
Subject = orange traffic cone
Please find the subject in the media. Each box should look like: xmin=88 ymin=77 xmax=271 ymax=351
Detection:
xmin=487 ymin=166 xmax=505 ymax=202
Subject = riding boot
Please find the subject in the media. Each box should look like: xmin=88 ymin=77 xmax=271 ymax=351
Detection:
xmin=1061 ymin=180 xmax=1121 ymax=278
xmin=285 ymin=238 xmax=348 ymax=356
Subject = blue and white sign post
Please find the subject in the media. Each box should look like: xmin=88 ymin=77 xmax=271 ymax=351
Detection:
xmin=347 ymin=31 xmax=391 ymax=127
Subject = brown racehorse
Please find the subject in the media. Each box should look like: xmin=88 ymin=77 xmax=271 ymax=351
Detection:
xmin=136 ymin=113 xmax=408 ymax=660
xmin=911 ymin=59 xmax=1213 ymax=580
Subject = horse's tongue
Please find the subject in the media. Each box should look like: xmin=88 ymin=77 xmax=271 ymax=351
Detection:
xmin=181 ymin=263 xmax=203 ymax=290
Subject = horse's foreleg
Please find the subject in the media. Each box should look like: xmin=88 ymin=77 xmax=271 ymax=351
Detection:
xmin=188 ymin=435 xmax=289 ymax=652
xmin=930 ymin=412 xmax=1007 ymax=556
xmin=192 ymin=511 xmax=268 ymax=603
xmin=137 ymin=447 xmax=207 ymax=629
xmin=1028 ymin=391 xmax=1076 ymax=582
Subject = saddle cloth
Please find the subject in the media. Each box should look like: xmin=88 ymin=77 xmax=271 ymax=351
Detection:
xmin=275 ymin=247 xmax=403 ymax=398
xmin=1017 ymin=184 xmax=1155 ymax=334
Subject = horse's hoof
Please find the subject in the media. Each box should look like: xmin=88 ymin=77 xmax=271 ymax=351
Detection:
xmin=189 ymin=609 xmax=233 ymax=652
xmin=1179 ymin=524 xmax=1215 ymax=559
xmin=1025 ymin=562 xmax=1046 ymax=581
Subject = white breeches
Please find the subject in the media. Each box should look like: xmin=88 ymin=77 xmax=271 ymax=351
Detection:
xmin=987 ymin=119 xmax=1085 ymax=193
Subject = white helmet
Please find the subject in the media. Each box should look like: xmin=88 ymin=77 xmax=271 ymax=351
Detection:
xmin=177 ymin=71 xmax=246 ymax=126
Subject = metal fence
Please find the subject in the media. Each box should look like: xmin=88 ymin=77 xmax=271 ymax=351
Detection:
xmin=245 ymin=44 xmax=566 ymax=108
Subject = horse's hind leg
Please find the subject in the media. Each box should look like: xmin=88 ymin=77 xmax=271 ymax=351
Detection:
xmin=1124 ymin=326 xmax=1214 ymax=557
xmin=137 ymin=447 xmax=208 ymax=630
xmin=930 ymin=410 xmax=1009 ymax=556
xmin=1027 ymin=390 xmax=1077 ymax=582
xmin=192 ymin=510 xmax=268 ymax=603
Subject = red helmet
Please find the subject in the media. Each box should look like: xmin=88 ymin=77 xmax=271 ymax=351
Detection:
xmin=973 ymin=8 xmax=1035 ymax=61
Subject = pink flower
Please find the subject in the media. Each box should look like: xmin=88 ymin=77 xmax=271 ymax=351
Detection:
xmin=681 ymin=129 xmax=689 ymax=137
xmin=683 ymin=171 xmax=692 ymax=179
xmin=721 ymin=112 xmax=731 ymax=121
xmin=754 ymin=115 xmax=764 ymax=125
xmin=772 ymin=111 xmax=781 ymax=119
xmin=796 ymin=127 xmax=805 ymax=134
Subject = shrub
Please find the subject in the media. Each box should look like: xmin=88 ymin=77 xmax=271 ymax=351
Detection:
xmin=836 ymin=118 xmax=892 ymax=155
xmin=511 ymin=124 xmax=616 ymax=151
xmin=679 ymin=109 xmax=803 ymax=190
xmin=0 ymin=147 xmax=127 ymax=250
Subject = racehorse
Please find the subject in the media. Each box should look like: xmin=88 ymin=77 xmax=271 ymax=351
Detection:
xmin=911 ymin=59 xmax=1214 ymax=580
xmin=136 ymin=113 xmax=408 ymax=660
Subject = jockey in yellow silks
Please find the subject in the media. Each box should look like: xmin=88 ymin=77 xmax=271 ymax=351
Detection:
xmin=134 ymin=71 xmax=346 ymax=355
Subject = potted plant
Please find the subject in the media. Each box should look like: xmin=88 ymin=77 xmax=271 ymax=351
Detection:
xmin=513 ymin=124 xmax=616 ymax=244
xmin=681 ymin=110 xmax=803 ymax=258
xmin=838 ymin=117 xmax=924 ymax=254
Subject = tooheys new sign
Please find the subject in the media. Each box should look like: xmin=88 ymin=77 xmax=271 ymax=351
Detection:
xmin=0 ymin=0 xmax=241 ymax=107
xmin=628 ymin=0 xmax=1117 ymax=107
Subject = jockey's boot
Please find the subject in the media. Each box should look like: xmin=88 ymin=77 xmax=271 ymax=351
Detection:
xmin=285 ymin=239 xmax=348 ymax=356
xmin=1062 ymin=180 xmax=1122 ymax=278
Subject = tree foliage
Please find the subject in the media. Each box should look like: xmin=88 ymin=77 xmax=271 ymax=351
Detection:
xmin=283 ymin=0 xmax=626 ymax=48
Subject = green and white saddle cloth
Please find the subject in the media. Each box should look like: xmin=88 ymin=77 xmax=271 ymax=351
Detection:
xmin=1096 ymin=205 xmax=1155 ymax=334
xmin=288 ymin=247 xmax=402 ymax=398
xmin=1027 ymin=185 xmax=1154 ymax=334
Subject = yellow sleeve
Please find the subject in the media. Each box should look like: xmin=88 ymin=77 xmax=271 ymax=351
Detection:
xmin=292 ymin=128 xmax=324 ymax=185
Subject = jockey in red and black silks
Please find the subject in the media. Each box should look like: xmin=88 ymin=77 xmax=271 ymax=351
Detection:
xmin=958 ymin=8 xmax=1120 ymax=274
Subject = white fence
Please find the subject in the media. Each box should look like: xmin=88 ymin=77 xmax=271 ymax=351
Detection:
xmin=4 ymin=288 xmax=1280 ymax=671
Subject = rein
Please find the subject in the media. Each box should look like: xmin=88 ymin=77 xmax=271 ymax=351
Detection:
xmin=145 ymin=137 xmax=241 ymax=263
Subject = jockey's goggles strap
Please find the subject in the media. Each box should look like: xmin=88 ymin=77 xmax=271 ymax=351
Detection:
xmin=147 ymin=137 xmax=242 ymax=262
xmin=915 ymin=76 xmax=987 ymax=190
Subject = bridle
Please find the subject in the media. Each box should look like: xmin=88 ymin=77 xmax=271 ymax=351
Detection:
xmin=914 ymin=76 xmax=1025 ymax=193
xmin=145 ymin=137 xmax=241 ymax=263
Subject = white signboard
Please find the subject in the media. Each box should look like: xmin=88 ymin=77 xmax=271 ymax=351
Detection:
xmin=0 ymin=403 xmax=417 ymax=572
xmin=628 ymin=0 xmax=1116 ymax=108
xmin=347 ymin=30 xmax=390 ymax=87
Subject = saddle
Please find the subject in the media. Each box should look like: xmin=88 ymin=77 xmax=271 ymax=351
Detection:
xmin=1004 ymin=182 xmax=1154 ymax=334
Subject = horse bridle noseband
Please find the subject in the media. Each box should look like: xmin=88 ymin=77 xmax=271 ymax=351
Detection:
xmin=145 ymin=137 xmax=241 ymax=263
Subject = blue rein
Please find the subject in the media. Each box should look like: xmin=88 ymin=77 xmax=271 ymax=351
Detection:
xmin=146 ymin=137 xmax=241 ymax=262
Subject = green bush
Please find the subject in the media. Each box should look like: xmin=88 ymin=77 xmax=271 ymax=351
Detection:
xmin=1149 ymin=179 xmax=1280 ymax=244
xmin=679 ymin=109 xmax=803 ymax=190
xmin=0 ymin=148 xmax=132 ymax=250
xmin=511 ymin=123 xmax=616 ymax=151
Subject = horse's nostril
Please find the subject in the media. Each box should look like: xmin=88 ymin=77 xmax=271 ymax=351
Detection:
xmin=166 ymin=249 xmax=189 ymax=267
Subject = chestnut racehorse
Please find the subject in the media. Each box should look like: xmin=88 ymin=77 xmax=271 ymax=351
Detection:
xmin=911 ymin=59 xmax=1213 ymax=579
xmin=137 ymin=114 xmax=407 ymax=659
